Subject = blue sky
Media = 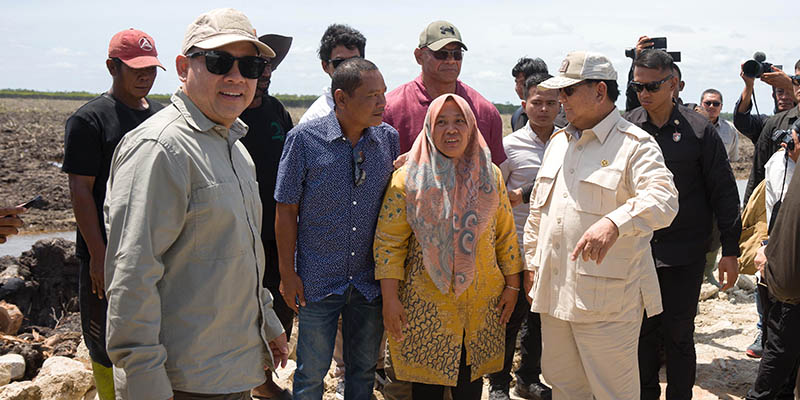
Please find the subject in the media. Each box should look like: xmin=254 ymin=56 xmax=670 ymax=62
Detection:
xmin=1 ymin=0 xmax=798 ymax=112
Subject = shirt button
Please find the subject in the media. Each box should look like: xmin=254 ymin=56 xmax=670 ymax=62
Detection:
xmin=569 ymin=168 xmax=575 ymax=174
xmin=557 ymin=218 xmax=562 ymax=224
xmin=577 ymin=145 xmax=583 ymax=151
xmin=351 ymin=252 xmax=355 ymax=256
xmin=553 ymin=268 xmax=559 ymax=275
xmin=349 ymin=276 xmax=353 ymax=280
xmin=562 ymin=192 xmax=568 ymax=198
xmin=554 ymin=243 xmax=560 ymax=250
xmin=353 ymin=201 xmax=357 ymax=205
xmin=352 ymin=227 xmax=357 ymax=231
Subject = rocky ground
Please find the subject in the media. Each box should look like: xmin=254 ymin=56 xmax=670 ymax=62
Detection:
xmin=0 ymin=97 xmax=772 ymax=398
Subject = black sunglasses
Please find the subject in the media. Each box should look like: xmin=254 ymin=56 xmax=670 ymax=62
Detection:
xmin=703 ymin=101 xmax=721 ymax=107
xmin=792 ymin=75 xmax=800 ymax=86
xmin=629 ymin=75 xmax=673 ymax=93
xmin=353 ymin=150 xmax=366 ymax=187
xmin=187 ymin=50 xmax=267 ymax=79
xmin=328 ymin=56 xmax=362 ymax=69
xmin=431 ymin=49 xmax=464 ymax=61
xmin=561 ymin=81 xmax=591 ymax=97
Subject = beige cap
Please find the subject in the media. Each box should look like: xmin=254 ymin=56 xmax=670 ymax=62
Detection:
xmin=418 ymin=20 xmax=467 ymax=51
xmin=181 ymin=8 xmax=275 ymax=57
xmin=539 ymin=51 xmax=617 ymax=89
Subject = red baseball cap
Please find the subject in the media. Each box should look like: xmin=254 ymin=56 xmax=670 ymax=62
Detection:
xmin=108 ymin=28 xmax=165 ymax=70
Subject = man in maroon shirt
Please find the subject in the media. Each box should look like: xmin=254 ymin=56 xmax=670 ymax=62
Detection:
xmin=383 ymin=20 xmax=506 ymax=166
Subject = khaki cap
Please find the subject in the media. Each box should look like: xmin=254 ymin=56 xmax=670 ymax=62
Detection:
xmin=539 ymin=51 xmax=617 ymax=89
xmin=181 ymin=8 xmax=275 ymax=57
xmin=418 ymin=20 xmax=467 ymax=51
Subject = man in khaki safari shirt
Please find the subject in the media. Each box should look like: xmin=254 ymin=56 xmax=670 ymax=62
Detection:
xmin=522 ymin=51 xmax=678 ymax=399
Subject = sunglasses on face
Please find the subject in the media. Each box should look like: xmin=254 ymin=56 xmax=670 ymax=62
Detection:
xmin=187 ymin=50 xmax=267 ymax=79
xmin=792 ymin=75 xmax=800 ymax=86
xmin=560 ymin=81 xmax=590 ymax=97
xmin=328 ymin=56 xmax=362 ymax=69
xmin=353 ymin=150 xmax=366 ymax=187
xmin=629 ymin=75 xmax=673 ymax=93
xmin=703 ymin=101 xmax=721 ymax=107
xmin=431 ymin=49 xmax=464 ymax=61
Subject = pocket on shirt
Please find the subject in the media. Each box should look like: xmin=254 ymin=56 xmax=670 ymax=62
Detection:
xmin=190 ymin=181 xmax=249 ymax=260
xmin=574 ymin=168 xmax=621 ymax=215
xmin=531 ymin=177 xmax=555 ymax=209
xmin=573 ymin=254 xmax=631 ymax=314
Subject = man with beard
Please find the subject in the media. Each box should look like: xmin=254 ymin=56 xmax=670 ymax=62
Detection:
xmin=238 ymin=33 xmax=295 ymax=400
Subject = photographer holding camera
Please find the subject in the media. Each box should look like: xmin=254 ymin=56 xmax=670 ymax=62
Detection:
xmin=743 ymin=60 xmax=800 ymax=204
xmin=734 ymin=55 xmax=796 ymax=143
xmin=746 ymin=123 xmax=800 ymax=400
xmin=625 ymin=35 xmax=687 ymax=112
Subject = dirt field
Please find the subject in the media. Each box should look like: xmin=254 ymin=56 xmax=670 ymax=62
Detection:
xmin=0 ymin=97 xmax=771 ymax=399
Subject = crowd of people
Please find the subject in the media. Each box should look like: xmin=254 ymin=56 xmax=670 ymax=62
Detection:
xmin=3 ymin=6 xmax=800 ymax=400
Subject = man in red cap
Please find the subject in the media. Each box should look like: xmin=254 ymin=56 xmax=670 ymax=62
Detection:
xmin=62 ymin=27 xmax=165 ymax=400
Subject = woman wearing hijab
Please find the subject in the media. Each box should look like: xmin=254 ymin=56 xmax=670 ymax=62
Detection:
xmin=374 ymin=94 xmax=522 ymax=399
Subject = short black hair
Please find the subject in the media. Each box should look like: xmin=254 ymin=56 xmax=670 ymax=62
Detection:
xmin=512 ymin=57 xmax=548 ymax=79
xmin=671 ymin=63 xmax=682 ymax=80
xmin=633 ymin=49 xmax=675 ymax=74
xmin=524 ymin=73 xmax=553 ymax=98
xmin=795 ymin=58 xmax=800 ymax=72
xmin=701 ymin=88 xmax=723 ymax=104
xmin=331 ymin=58 xmax=379 ymax=102
xmin=586 ymin=79 xmax=620 ymax=102
xmin=318 ymin=24 xmax=366 ymax=62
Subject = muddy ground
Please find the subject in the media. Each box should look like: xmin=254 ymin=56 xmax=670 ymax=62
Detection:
xmin=0 ymin=97 xmax=767 ymax=399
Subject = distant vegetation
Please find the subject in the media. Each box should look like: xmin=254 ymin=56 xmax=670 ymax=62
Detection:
xmin=0 ymin=89 xmax=736 ymax=119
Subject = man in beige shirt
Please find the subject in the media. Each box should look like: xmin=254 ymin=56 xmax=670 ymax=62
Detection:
xmin=104 ymin=9 xmax=288 ymax=400
xmin=523 ymin=51 xmax=679 ymax=399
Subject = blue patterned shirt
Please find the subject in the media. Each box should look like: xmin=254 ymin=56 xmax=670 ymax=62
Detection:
xmin=275 ymin=111 xmax=400 ymax=302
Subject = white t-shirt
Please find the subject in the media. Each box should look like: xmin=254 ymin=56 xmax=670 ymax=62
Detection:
xmin=299 ymin=86 xmax=335 ymax=124
xmin=500 ymin=123 xmax=554 ymax=247
xmin=764 ymin=148 xmax=796 ymax=227
xmin=715 ymin=119 xmax=740 ymax=163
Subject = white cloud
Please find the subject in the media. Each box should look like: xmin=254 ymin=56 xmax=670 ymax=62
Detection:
xmin=511 ymin=21 xmax=572 ymax=36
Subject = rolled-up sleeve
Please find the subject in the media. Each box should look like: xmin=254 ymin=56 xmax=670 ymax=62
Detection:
xmin=104 ymin=139 xmax=188 ymax=400
xmin=605 ymin=137 xmax=679 ymax=238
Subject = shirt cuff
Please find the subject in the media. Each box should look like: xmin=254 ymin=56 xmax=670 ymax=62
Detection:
xmin=605 ymin=209 xmax=633 ymax=237
xmin=375 ymin=264 xmax=405 ymax=281
xmin=721 ymin=239 xmax=742 ymax=258
xmin=123 ymin=366 xmax=173 ymax=400
xmin=262 ymin=308 xmax=285 ymax=342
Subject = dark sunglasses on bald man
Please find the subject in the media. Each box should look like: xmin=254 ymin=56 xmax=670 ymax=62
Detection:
xmin=187 ymin=50 xmax=268 ymax=79
xmin=431 ymin=48 xmax=464 ymax=61
xmin=629 ymin=74 xmax=673 ymax=93
xmin=703 ymin=101 xmax=721 ymax=107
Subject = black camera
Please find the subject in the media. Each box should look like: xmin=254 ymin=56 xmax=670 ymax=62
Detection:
xmin=625 ymin=37 xmax=681 ymax=62
xmin=742 ymin=52 xmax=783 ymax=78
xmin=772 ymin=120 xmax=800 ymax=152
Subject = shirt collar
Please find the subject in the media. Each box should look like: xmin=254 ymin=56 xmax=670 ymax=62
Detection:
xmin=319 ymin=111 xmax=378 ymax=144
xmin=524 ymin=123 xmax=553 ymax=146
xmin=171 ymin=89 xmax=248 ymax=143
xmin=564 ymin=108 xmax=620 ymax=144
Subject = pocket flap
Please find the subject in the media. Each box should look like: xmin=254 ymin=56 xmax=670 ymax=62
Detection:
xmin=576 ymin=255 xmax=632 ymax=280
xmin=580 ymin=168 xmax=621 ymax=190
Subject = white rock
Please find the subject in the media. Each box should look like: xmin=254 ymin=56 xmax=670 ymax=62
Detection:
xmin=32 ymin=356 xmax=93 ymax=400
xmin=699 ymin=283 xmax=719 ymax=301
xmin=0 ymin=355 xmax=25 ymax=381
xmin=0 ymin=381 xmax=41 ymax=400
xmin=0 ymin=367 xmax=10 ymax=386
xmin=73 ymin=340 xmax=90 ymax=363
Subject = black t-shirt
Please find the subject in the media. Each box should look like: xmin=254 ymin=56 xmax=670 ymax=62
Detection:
xmin=239 ymin=95 xmax=293 ymax=243
xmin=62 ymin=93 xmax=164 ymax=259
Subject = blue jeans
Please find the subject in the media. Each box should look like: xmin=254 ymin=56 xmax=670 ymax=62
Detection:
xmin=294 ymin=285 xmax=383 ymax=400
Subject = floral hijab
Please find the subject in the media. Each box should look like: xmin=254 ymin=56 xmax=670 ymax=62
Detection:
xmin=404 ymin=94 xmax=498 ymax=296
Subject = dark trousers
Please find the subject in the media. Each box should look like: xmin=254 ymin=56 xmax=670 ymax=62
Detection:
xmin=173 ymin=391 xmax=249 ymax=400
xmin=412 ymin=344 xmax=482 ymax=400
xmin=264 ymin=240 xmax=295 ymax=337
xmin=746 ymin=297 xmax=800 ymax=399
xmin=78 ymin=257 xmax=112 ymax=367
xmin=488 ymin=287 xmax=542 ymax=388
xmin=639 ymin=261 xmax=704 ymax=400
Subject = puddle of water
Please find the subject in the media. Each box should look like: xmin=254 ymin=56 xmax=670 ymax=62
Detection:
xmin=0 ymin=231 xmax=74 ymax=258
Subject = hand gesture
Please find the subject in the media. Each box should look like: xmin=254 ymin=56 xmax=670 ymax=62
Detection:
xmin=635 ymin=36 xmax=654 ymax=57
xmin=0 ymin=206 xmax=26 ymax=244
xmin=571 ymin=217 xmax=619 ymax=264
xmin=268 ymin=333 xmax=289 ymax=369
xmin=718 ymin=256 xmax=739 ymax=291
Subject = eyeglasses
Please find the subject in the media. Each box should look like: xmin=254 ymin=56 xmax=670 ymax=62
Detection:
xmin=629 ymin=75 xmax=673 ymax=93
xmin=561 ymin=81 xmax=591 ymax=97
xmin=187 ymin=50 xmax=267 ymax=79
xmin=353 ymin=150 xmax=366 ymax=186
xmin=328 ymin=56 xmax=362 ymax=69
xmin=792 ymin=75 xmax=800 ymax=86
xmin=430 ymin=49 xmax=464 ymax=61
xmin=703 ymin=101 xmax=721 ymax=107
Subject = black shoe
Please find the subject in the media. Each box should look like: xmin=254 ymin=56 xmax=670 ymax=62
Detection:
xmin=488 ymin=385 xmax=511 ymax=400
xmin=746 ymin=331 xmax=763 ymax=358
xmin=514 ymin=382 xmax=552 ymax=400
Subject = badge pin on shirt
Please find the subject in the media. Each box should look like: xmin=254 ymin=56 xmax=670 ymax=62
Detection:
xmin=673 ymin=132 xmax=681 ymax=142
xmin=600 ymin=159 xmax=609 ymax=167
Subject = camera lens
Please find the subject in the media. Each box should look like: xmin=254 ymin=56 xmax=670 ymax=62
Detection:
xmin=742 ymin=60 xmax=761 ymax=78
